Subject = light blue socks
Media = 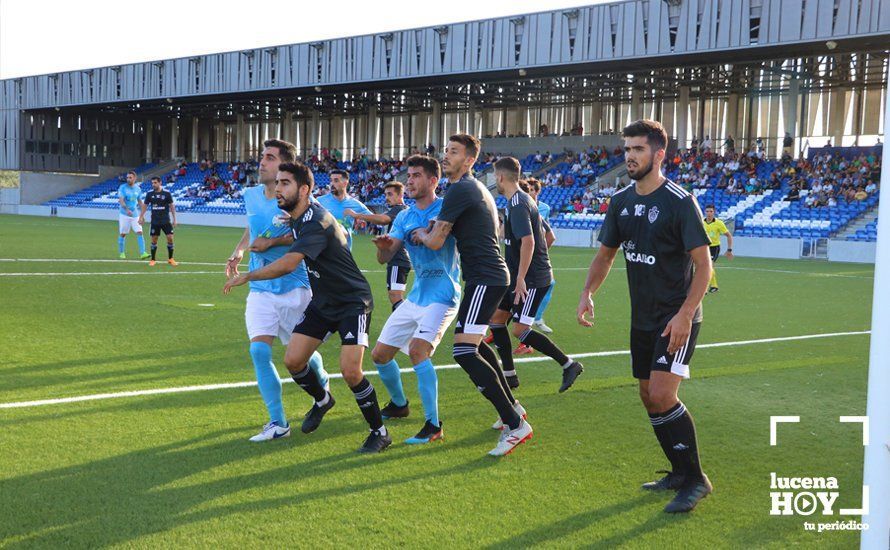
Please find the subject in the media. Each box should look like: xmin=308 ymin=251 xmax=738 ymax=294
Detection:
xmin=118 ymin=236 xmax=125 ymax=254
xmin=413 ymin=359 xmax=439 ymax=427
xmin=375 ymin=359 xmax=407 ymax=407
xmin=536 ymin=280 xmax=556 ymax=322
xmin=307 ymin=351 xmax=328 ymax=389
xmin=249 ymin=341 xmax=286 ymax=426
xmin=136 ymin=234 xmax=146 ymax=254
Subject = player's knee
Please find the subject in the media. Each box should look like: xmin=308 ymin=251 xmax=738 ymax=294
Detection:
xmin=647 ymin=387 xmax=677 ymax=412
xmin=341 ymin=366 xmax=363 ymax=386
xmin=249 ymin=341 xmax=272 ymax=363
xmin=510 ymin=323 xmax=528 ymax=338
xmin=388 ymin=290 xmax=402 ymax=303
xmin=370 ymin=345 xmax=392 ymax=365
xmin=283 ymin=353 xmax=306 ymax=374
xmin=408 ymin=342 xmax=430 ymax=365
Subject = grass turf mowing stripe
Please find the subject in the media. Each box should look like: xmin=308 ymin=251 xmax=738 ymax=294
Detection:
xmin=0 ymin=329 xmax=869 ymax=410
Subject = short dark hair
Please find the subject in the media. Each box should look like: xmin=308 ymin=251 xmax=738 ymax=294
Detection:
xmin=150 ymin=176 xmax=161 ymax=183
xmin=127 ymin=170 xmax=137 ymax=177
xmin=329 ymin=169 xmax=349 ymax=180
xmin=622 ymin=119 xmax=668 ymax=151
xmin=494 ymin=156 xmax=521 ymax=180
xmin=705 ymin=204 xmax=715 ymax=210
xmin=518 ymin=180 xmax=530 ymax=193
xmin=405 ymin=154 xmax=441 ymax=179
xmin=263 ymin=139 xmax=297 ymax=162
xmin=448 ymin=133 xmax=481 ymax=158
xmin=278 ymin=162 xmax=314 ymax=190
xmin=384 ymin=181 xmax=404 ymax=193
xmin=526 ymin=178 xmax=542 ymax=192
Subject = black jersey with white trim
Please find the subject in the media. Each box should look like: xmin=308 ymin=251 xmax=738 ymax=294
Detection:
xmin=289 ymin=202 xmax=374 ymax=317
xmin=504 ymin=190 xmax=553 ymax=288
xmin=598 ymin=179 xmax=710 ymax=330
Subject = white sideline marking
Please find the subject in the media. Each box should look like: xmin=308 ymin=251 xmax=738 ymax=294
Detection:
xmin=0 ymin=271 xmax=219 ymax=277
xmin=0 ymin=330 xmax=870 ymax=410
xmin=0 ymin=259 xmax=875 ymax=279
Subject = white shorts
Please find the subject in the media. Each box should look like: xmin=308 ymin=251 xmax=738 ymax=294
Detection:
xmin=377 ymin=300 xmax=457 ymax=355
xmin=245 ymin=287 xmax=313 ymax=345
xmin=119 ymin=214 xmax=142 ymax=234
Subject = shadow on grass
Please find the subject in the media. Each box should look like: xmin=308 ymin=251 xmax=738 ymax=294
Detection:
xmin=0 ymin=409 xmax=503 ymax=548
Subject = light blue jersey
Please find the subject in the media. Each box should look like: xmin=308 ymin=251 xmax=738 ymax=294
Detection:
xmin=118 ymin=183 xmax=143 ymax=216
xmin=388 ymin=198 xmax=461 ymax=308
xmin=316 ymin=192 xmax=371 ymax=249
xmin=243 ymin=185 xmax=309 ymax=294
xmin=537 ymin=200 xmax=551 ymax=221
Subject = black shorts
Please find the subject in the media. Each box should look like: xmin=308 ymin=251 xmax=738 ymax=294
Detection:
xmin=454 ymin=284 xmax=507 ymax=335
xmin=498 ymin=283 xmax=552 ymax=325
xmin=709 ymin=245 xmax=720 ymax=262
xmin=630 ymin=322 xmax=701 ymax=380
xmin=150 ymin=223 xmax=174 ymax=236
xmin=386 ymin=264 xmax=411 ymax=292
xmin=293 ymin=304 xmax=372 ymax=347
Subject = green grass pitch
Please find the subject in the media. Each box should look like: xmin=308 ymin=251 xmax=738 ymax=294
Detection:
xmin=0 ymin=214 xmax=874 ymax=548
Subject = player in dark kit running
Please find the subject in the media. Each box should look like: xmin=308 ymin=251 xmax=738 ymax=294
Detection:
xmin=345 ymin=181 xmax=412 ymax=311
xmin=577 ymin=120 xmax=714 ymax=513
xmin=224 ymin=162 xmax=390 ymax=453
xmin=140 ymin=176 xmax=178 ymax=266
xmin=487 ymin=157 xmax=584 ymax=394
xmin=414 ymin=134 xmax=532 ymax=457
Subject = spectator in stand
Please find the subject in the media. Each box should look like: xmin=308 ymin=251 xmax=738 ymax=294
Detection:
xmin=854 ymin=186 xmax=868 ymax=201
xmin=723 ymin=135 xmax=735 ymax=153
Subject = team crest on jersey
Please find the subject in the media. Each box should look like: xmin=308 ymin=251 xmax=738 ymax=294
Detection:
xmin=648 ymin=206 xmax=659 ymax=223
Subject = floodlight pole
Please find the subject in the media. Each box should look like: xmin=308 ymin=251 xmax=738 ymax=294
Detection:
xmin=860 ymin=73 xmax=890 ymax=550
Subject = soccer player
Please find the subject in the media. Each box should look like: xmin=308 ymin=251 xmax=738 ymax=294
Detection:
xmin=703 ymin=205 xmax=734 ymax=293
xmin=225 ymin=139 xmax=328 ymax=443
xmin=526 ymin=178 xmax=556 ymax=335
xmin=577 ymin=120 xmax=713 ymax=513
xmin=225 ymin=162 xmax=389 ymax=453
xmin=317 ymin=169 xmax=372 ymax=249
xmin=488 ymin=158 xmax=583 ymax=393
xmin=369 ymin=155 xmax=459 ymax=444
xmin=117 ymin=171 xmax=149 ymax=260
xmin=344 ymin=182 xmax=412 ymax=310
xmin=413 ymin=133 xmax=532 ymax=457
xmin=140 ymin=177 xmax=178 ymax=266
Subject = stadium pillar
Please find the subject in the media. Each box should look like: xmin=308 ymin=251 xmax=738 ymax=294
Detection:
xmin=590 ymin=102 xmax=602 ymax=135
xmin=468 ymin=101 xmax=477 ymax=136
xmin=430 ymin=101 xmax=442 ymax=155
xmin=784 ymin=79 xmax=801 ymax=156
xmin=190 ymin=117 xmax=199 ymax=162
xmin=145 ymin=120 xmax=153 ymax=163
xmin=235 ymin=114 xmax=245 ymax=162
xmin=170 ymin=118 xmax=179 ymax=159
xmin=215 ymin=122 xmax=225 ymax=162
xmin=282 ymin=112 xmax=294 ymax=147
xmin=631 ymin=88 xmax=643 ymax=121
xmin=860 ymin=75 xmax=890 ymax=550
xmin=366 ymin=106 xmax=378 ymax=159
xmin=725 ymin=94 xmax=739 ymax=147
xmin=831 ymin=87 xmax=848 ymax=146
xmin=677 ymin=86 xmax=690 ymax=150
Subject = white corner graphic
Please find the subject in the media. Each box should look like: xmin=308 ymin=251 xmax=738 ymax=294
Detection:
xmin=770 ymin=416 xmax=800 ymax=446
xmin=839 ymin=416 xmax=869 ymax=446
xmin=840 ymin=485 xmax=869 ymax=516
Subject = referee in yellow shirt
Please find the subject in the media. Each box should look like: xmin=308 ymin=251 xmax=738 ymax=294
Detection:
xmin=703 ymin=205 xmax=733 ymax=293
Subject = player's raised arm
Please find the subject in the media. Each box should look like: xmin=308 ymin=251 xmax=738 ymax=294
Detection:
xmin=226 ymin=227 xmax=251 ymax=277
xmin=372 ymin=234 xmax=403 ymax=264
xmin=223 ymin=251 xmax=305 ymax=294
xmin=415 ymin=220 xmax=452 ymax=250
xmin=346 ymin=209 xmax=393 ymax=226
xmin=250 ymin=231 xmax=294 ymax=253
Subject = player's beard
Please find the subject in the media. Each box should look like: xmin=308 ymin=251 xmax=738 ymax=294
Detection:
xmin=278 ymin=194 xmax=300 ymax=212
xmin=332 ymin=187 xmax=344 ymax=198
xmin=628 ymin=155 xmax=654 ymax=181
